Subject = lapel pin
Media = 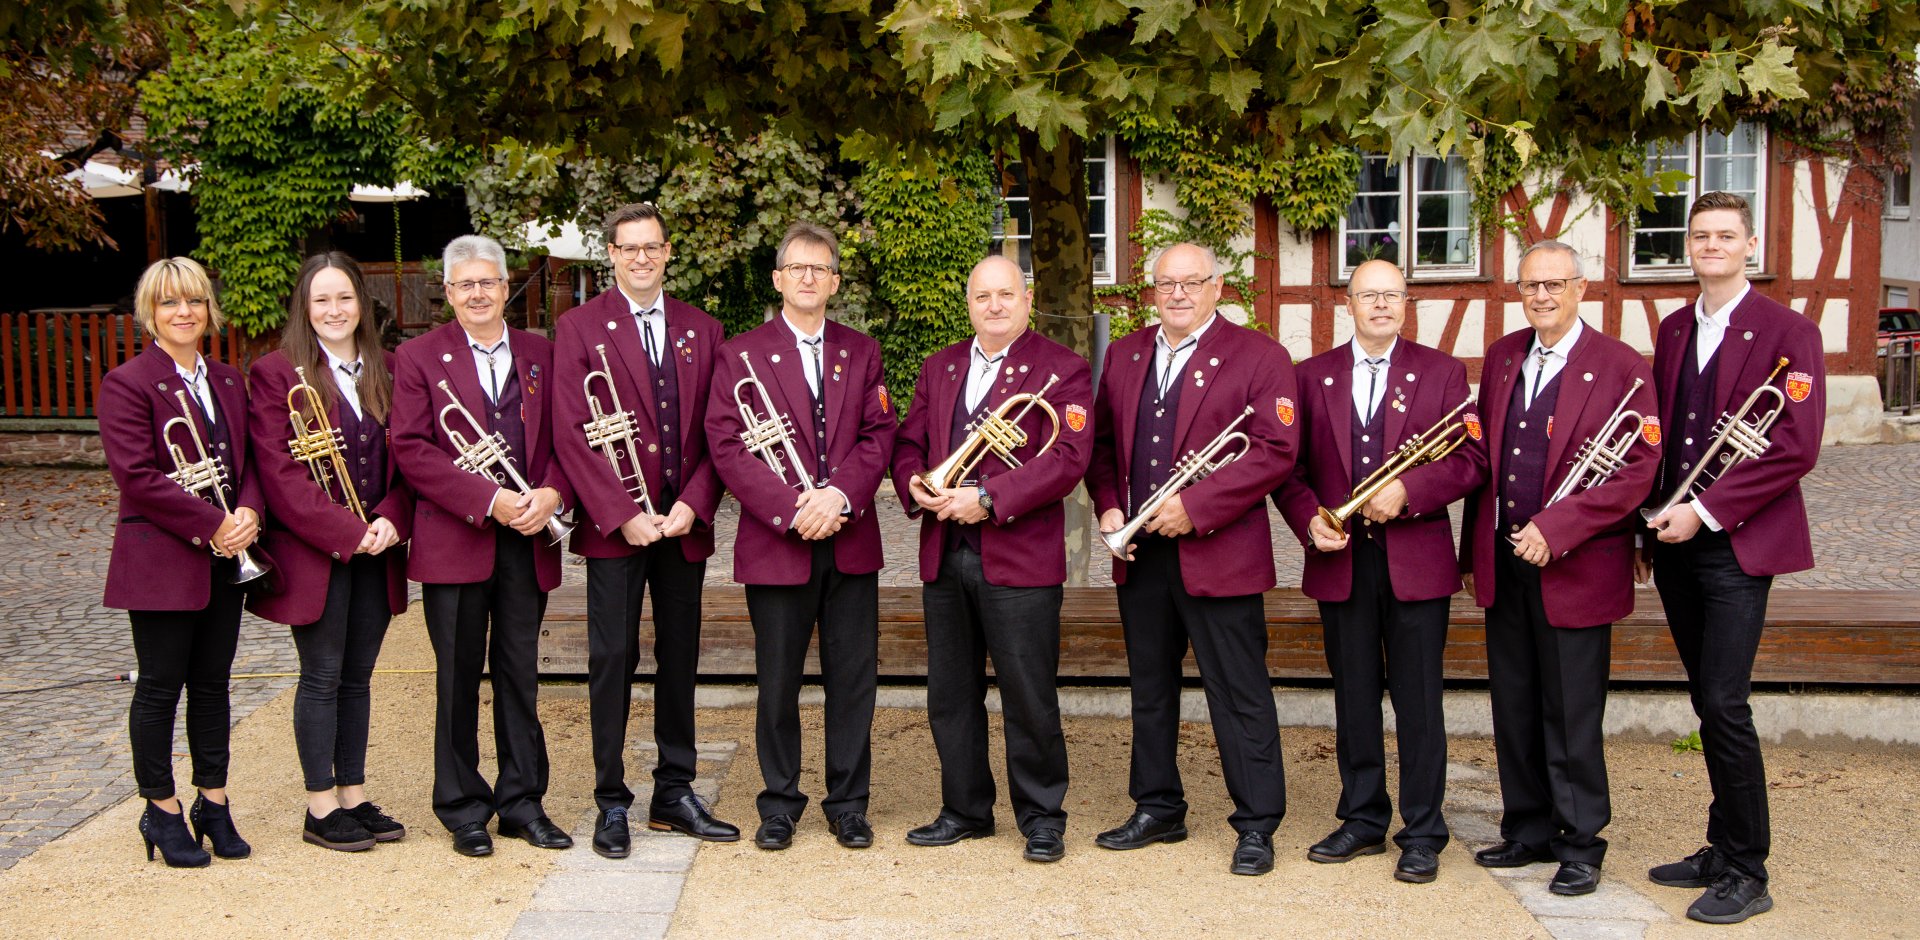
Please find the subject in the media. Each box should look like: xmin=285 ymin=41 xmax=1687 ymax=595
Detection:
xmin=607 ymin=320 xmax=618 ymax=330
xmin=1209 ymin=357 xmax=1220 ymax=367
xmin=1195 ymin=378 xmax=1205 ymax=387
xmin=1323 ymin=376 xmax=1333 ymax=386
xmin=1192 ymin=369 xmax=1203 ymax=379
xmin=1743 ymin=331 xmax=1753 ymax=340
xmin=1132 ymin=353 xmax=1141 ymax=361
xmin=1019 ymin=364 xmax=1029 ymax=373
xmin=839 ymin=348 xmax=848 ymax=358
xmin=1583 ymin=372 xmax=1594 ymax=382
xmin=771 ymin=353 xmax=781 ymax=364
xmin=441 ymin=353 xmax=453 ymax=363
xmin=1405 ymin=372 xmax=1415 ymax=382
xmin=947 ymin=363 xmax=955 ymax=372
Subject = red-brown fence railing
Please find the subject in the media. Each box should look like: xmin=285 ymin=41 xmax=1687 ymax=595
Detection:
xmin=0 ymin=312 xmax=257 ymax=418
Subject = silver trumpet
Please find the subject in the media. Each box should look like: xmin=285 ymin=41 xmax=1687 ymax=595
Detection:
xmin=732 ymin=350 xmax=817 ymax=490
xmin=1102 ymin=405 xmax=1255 ymax=559
xmin=163 ymin=390 xmax=272 ymax=584
xmin=1643 ymin=356 xmax=1790 ymax=523
xmin=581 ymin=344 xmax=655 ymax=515
xmin=1543 ymin=377 xmax=1646 ymax=508
xmin=435 ymin=379 xmax=574 ymax=544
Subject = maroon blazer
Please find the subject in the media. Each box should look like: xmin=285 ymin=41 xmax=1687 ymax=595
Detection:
xmin=705 ymin=316 xmax=897 ymax=585
xmin=552 ymin=291 xmax=724 ymax=561
xmin=390 ymin=320 xmax=574 ymax=591
xmin=243 ymin=351 xmax=411 ymax=626
xmin=890 ymin=330 xmax=1095 ymax=587
xmin=1460 ymin=326 xmax=1660 ymax=628
xmin=1274 ymin=340 xmax=1485 ymax=603
xmin=1086 ymin=318 xmax=1300 ymax=597
xmin=99 ymin=344 xmax=266 ymax=611
xmin=1649 ymin=290 xmax=1823 ymax=576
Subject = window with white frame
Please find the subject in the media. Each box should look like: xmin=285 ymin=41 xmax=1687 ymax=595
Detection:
xmin=1337 ymin=153 xmax=1478 ymax=280
xmin=1889 ymin=164 xmax=1913 ymax=219
xmin=990 ymin=137 xmax=1117 ymax=283
xmin=1631 ymin=123 xmax=1766 ymax=276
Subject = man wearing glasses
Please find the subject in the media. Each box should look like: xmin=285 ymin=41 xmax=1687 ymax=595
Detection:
xmin=1086 ymin=243 xmax=1299 ymax=876
xmin=705 ymin=220 xmax=898 ymax=851
xmin=392 ymin=234 xmax=575 ymax=857
xmin=1458 ymin=240 xmax=1659 ymax=897
xmin=552 ymin=203 xmax=738 ymax=858
xmin=1272 ymin=259 xmax=1484 ymax=884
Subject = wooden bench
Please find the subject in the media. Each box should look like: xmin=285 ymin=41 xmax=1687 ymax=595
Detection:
xmin=537 ymin=586 xmax=1920 ymax=685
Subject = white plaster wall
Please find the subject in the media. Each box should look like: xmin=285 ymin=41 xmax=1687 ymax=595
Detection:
xmin=1790 ymin=161 xmax=1853 ymax=281
xmin=1276 ymin=303 xmax=1313 ymax=361
xmin=1881 ymin=98 xmax=1920 ymax=289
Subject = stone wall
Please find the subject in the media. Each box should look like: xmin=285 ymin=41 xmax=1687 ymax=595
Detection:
xmin=0 ymin=430 xmax=106 ymax=468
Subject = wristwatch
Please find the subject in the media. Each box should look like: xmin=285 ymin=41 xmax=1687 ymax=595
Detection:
xmin=976 ymin=485 xmax=994 ymax=518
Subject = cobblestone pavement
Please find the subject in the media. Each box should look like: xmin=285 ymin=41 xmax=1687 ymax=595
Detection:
xmin=0 ymin=442 xmax=1912 ymax=872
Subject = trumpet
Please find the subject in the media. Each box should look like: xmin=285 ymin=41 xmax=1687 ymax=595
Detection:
xmin=286 ymin=366 xmax=366 ymax=521
xmin=917 ymin=373 xmax=1062 ymax=491
xmin=581 ymin=344 xmax=655 ymax=515
xmin=1542 ymin=377 xmax=1646 ymax=508
xmin=434 ymin=379 xmax=574 ymax=544
xmin=163 ymin=390 xmax=272 ymax=584
xmin=1316 ymin=398 xmax=1472 ymax=537
xmin=733 ymin=351 xmax=817 ymax=490
xmin=1643 ymin=357 xmax=1790 ymax=523
xmin=1102 ymin=405 xmax=1255 ymax=558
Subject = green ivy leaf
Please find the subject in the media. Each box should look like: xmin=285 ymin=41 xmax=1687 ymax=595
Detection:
xmin=1739 ymin=38 xmax=1808 ymax=101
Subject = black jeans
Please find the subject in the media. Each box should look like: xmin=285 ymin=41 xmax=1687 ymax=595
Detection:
xmin=585 ymin=540 xmax=706 ymax=811
xmin=1654 ymin=530 xmax=1773 ymax=880
xmin=128 ymin=558 xmax=244 ymax=800
xmin=291 ymin=554 xmax=391 ymax=792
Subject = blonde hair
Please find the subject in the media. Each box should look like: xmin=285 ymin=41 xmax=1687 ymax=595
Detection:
xmin=133 ymin=257 xmax=226 ymax=336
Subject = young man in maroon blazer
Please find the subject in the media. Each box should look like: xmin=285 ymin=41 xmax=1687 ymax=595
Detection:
xmin=391 ymin=235 xmax=576 ymax=858
xmin=1460 ymin=240 xmax=1660 ymax=898
xmin=890 ymin=255 xmax=1094 ymax=864
xmin=552 ymin=203 xmax=737 ymax=858
xmin=1637 ymin=192 xmax=1823 ymax=925
xmin=1272 ymin=259 xmax=1484 ymax=884
xmin=704 ymin=221 xmax=898 ymax=852
xmin=1086 ymin=243 xmax=1300 ymax=877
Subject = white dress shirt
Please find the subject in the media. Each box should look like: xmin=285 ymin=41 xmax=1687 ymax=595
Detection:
xmin=778 ymin=313 xmax=848 ymax=511
xmin=1692 ymin=282 xmax=1749 ymax=374
xmin=1155 ymin=314 xmax=1217 ymax=398
xmin=1349 ymin=337 xmax=1397 ymax=421
xmin=964 ymin=338 xmax=1011 ymax=413
xmin=1523 ymin=317 xmax=1584 ymax=409
xmin=173 ymin=354 xmax=217 ymax=424
xmin=464 ymin=329 xmax=512 ymax=404
xmin=322 ymin=346 xmax=365 ymax=420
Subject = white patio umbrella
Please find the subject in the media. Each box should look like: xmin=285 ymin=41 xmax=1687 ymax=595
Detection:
xmin=520 ymin=220 xmax=599 ymax=261
xmin=60 ymin=159 xmax=142 ymax=198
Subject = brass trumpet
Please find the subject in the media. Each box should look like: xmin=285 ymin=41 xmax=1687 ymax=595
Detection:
xmin=581 ymin=344 xmax=655 ymax=515
xmin=1102 ymin=405 xmax=1255 ymax=559
xmin=1543 ymin=377 xmax=1646 ymax=508
xmin=1316 ymin=398 xmax=1472 ymax=537
xmin=732 ymin=350 xmax=817 ymax=490
xmin=434 ymin=379 xmax=574 ymax=544
xmin=286 ymin=366 xmax=366 ymax=521
xmin=163 ymin=390 xmax=272 ymax=584
xmin=917 ymin=373 xmax=1062 ymax=491
xmin=1643 ymin=357 xmax=1789 ymax=523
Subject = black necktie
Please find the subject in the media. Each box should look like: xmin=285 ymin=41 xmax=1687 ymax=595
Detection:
xmin=1528 ymin=347 xmax=1551 ymax=408
xmin=640 ymin=313 xmax=661 ymax=368
xmin=184 ymin=368 xmax=215 ymax=427
xmin=473 ymin=343 xmax=502 ymax=401
xmin=339 ymin=361 xmax=362 ymax=386
xmin=804 ymin=337 xmax=823 ymax=400
xmin=1362 ymin=357 xmax=1385 ymax=421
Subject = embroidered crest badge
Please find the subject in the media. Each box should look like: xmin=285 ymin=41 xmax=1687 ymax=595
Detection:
xmin=1642 ymin=416 xmax=1662 ymax=446
xmin=1785 ymin=371 xmax=1813 ymax=403
xmin=878 ymin=385 xmax=892 ymax=414
xmin=1463 ymin=413 xmax=1483 ymax=441
xmin=1276 ymin=397 xmax=1296 ymax=427
xmin=1065 ymin=403 xmax=1088 ymax=432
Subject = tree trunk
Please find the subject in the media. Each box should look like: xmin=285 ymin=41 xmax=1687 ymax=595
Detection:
xmin=1020 ymin=130 xmax=1094 ymax=586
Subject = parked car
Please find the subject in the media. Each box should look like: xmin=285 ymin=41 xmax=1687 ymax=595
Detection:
xmin=1882 ymin=308 xmax=1920 ymax=353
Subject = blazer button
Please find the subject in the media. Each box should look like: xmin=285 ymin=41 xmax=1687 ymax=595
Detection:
xmin=331 ymin=551 xmax=342 ymax=560
xmin=772 ymin=516 xmax=783 ymax=527
xmin=466 ymin=515 xmax=476 ymax=523
xmin=192 ymin=536 xmax=203 ymax=546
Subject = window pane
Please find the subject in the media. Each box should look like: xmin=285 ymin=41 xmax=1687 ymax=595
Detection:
xmin=1416 ymin=229 xmax=1471 ymax=266
xmin=1634 ymin=229 xmax=1687 ymax=265
xmin=1642 ymin=193 xmax=1688 ymax=230
xmin=1091 ymin=237 xmax=1107 ymax=276
xmin=1347 ymin=194 xmax=1400 ymax=230
xmin=1357 ymin=155 xmax=1401 ymax=193
xmin=1345 ymin=231 xmax=1400 ymax=268
xmin=1415 ymin=193 xmax=1468 ymax=230
xmin=1415 ymin=156 xmax=1468 ymax=193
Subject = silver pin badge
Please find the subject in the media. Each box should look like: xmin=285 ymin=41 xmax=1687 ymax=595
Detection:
xmin=839 ymin=348 xmax=848 ymax=358
xmin=687 ymin=330 xmax=696 ymax=338
xmin=441 ymin=353 xmax=453 ymax=363
xmin=1195 ymin=379 xmax=1205 ymax=387
xmin=607 ymin=320 xmax=618 ymax=330
xmin=1323 ymin=377 xmax=1334 ymax=386
xmin=1192 ymin=369 xmax=1203 ymax=379
xmin=1743 ymin=331 xmax=1753 ymax=340
xmin=1019 ymin=364 xmax=1029 ymax=373
xmin=1210 ymin=357 xmax=1220 ymax=367
xmin=1583 ymin=372 xmax=1594 ymax=382
xmin=947 ymin=364 xmax=955 ymax=372
xmin=1405 ymin=372 xmax=1415 ymax=382
xmin=771 ymin=354 xmax=781 ymax=363
xmin=1132 ymin=353 xmax=1141 ymax=361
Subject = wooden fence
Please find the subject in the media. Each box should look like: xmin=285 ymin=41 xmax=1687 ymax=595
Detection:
xmin=0 ymin=312 xmax=256 ymax=418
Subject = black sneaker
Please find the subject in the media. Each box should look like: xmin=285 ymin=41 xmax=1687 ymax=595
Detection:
xmin=1649 ymin=844 xmax=1725 ymax=888
xmin=1688 ymin=870 xmax=1773 ymax=924
xmin=304 ymin=808 xmax=376 ymax=852
xmin=345 ymin=801 xmax=407 ymax=842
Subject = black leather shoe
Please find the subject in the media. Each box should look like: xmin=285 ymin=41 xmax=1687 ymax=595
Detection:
xmin=303 ymin=808 xmax=375 ymax=852
xmin=906 ymin=814 xmax=995 ymax=847
xmin=1687 ymin=870 xmax=1772 ymax=924
xmin=498 ymin=815 xmax=574 ymax=850
xmin=1474 ymin=840 xmax=1553 ymax=868
xmin=1396 ymin=845 xmax=1440 ymax=884
xmin=1230 ymin=831 xmax=1275 ymax=876
xmin=1308 ymin=827 xmax=1387 ymax=863
xmin=1094 ymin=811 xmax=1188 ymax=851
xmin=1649 ymin=844 xmax=1726 ymax=888
xmin=344 ymin=801 xmax=406 ymax=842
xmin=1549 ymin=860 xmax=1601 ymax=896
xmin=1023 ymin=828 xmax=1066 ymax=863
xmin=451 ymin=821 xmax=493 ymax=857
xmin=755 ymin=814 xmax=796 ymax=850
xmin=139 ymin=801 xmax=210 ymax=868
xmin=189 ymin=795 xmax=252 ymax=860
xmin=829 ymin=812 xmax=874 ymax=849
xmin=593 ymin=807 xmax=631 ymax=859
xmin=647 ymin=794 xmax=741 ymax=842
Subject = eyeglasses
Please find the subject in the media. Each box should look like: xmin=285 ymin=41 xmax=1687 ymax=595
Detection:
xmin=1152 ymin=276 xmax=1216 ymax=297
xmin=1349 ymin=290 xmax=1408 ymax=305
xmin=1516 ymin=278 xmax=1582 ymax=296
xmin=612 ymin=242 xmax=669 ymax=261
xmin=446 ymin=277 xmax=507 ymax=294
xmin=779 ymin=263 xmax=837 ymax=281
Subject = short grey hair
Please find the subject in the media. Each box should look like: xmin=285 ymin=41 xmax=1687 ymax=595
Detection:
xmin=1517 ymin=240 xmax=1585 ymax=278
xmin=443 ymin=235 xmax=509 ymax=282
xmin=775 ymin=221 xmax=839 ymax=270
xmin=1150 ymin=242 xmax=1219 ymax=279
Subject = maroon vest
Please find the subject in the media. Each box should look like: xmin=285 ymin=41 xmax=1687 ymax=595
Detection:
xmin=1128 ymin=356 xmax=1186 ymax=521
xmin=1498 ymin=369 xmax=1562 ymax=537
xmin=335 ymin=401 xmax=389 ymax=511
xmin=1665 ymin=325 xmax=1722 ymax=495
xmin=946 ymin=384 xmax=991 ymax=551
xmin=484 ymin=368 xmax=528 ymax=481
xmin=1350 ymin=391 xmax=1387 ymax=543
xmin=642 ymin=338 xmax=683 ymax=506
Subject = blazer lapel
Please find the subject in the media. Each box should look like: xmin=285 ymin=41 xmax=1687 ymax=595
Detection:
xmin=600 ymin=303 xmax=660 ymax=438
xmin=1483 ymin=346 xmax=1517 ymax=482
xmin=665 ymin=304 xmax=701 ymax=450
xmin=433 ymin=323 xmax=493 ymax=437
xmin=513 ymin=331 xmax=546 ymax=453
xmin=1543 ymin=330 xmax=1598 ymax=480
xmin=1322 ymin=346 xmax=1354 ymax=482
xmin=1713 ymin=296 xmax=1762 ymax=414
xmin=823 ymin=323 xmax=850 ymax=451
xmin=1170 ymin=320 xmax=1227 ymax=452
xmin=926 ymin=344 xmax=965 ymax=459
xmin=760 ymin=324 xmax=822 ymax=474
xmin=1659 ymin=313 xmax=1691 ymax=431
xmin=1108 ymin=329 xmax=1154 ymax=476
xmin=1383 ymin=348 xmax=1412 ymax=452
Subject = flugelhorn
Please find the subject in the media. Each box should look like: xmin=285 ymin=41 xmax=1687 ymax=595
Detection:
xmin=918 ymin=373 xmax=1062 ymax=491
xmin=1542 ymin=377 xmax=1646 ymax=508
xmin=1102 ymin=405 xmax=1254 ymax=559
xmin=163 ymin=390 xmax=272 ymax=584
xmin=286 ymin=366 xmax=366 ymax=521
xmin=1643 ymin=357 xmax=1789 ymax=523
xmin=733 ymin=351 xmax=817 ymax=490
xmin=1316 ymin=398 xmax=1471 ymax=537
xmin=434 ymin=379 xmax=574 ymax=544
xmin=581 ymin=344 xmax=655 ymax=515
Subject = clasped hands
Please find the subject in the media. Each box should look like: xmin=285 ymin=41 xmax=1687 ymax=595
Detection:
xmin=210 ymin=507 xmax=259 ymax=558
xmin=907 ymin=476 xmax=987 ymax=526
xmin=490 ymin=486 xmax=563 ymax=537
xmin=618 ymin=500 xmax=699 ymax=547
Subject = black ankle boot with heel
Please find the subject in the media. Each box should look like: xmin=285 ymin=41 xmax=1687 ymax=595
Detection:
xmin=139 ymin=801 xmax=210 ymax=868
xmin=189 ymin=795 xmax=252 ymax=859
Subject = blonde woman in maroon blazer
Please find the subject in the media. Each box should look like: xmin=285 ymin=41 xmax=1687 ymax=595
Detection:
xmin=247 ymin=252 xmax=412 ymax=852
xmin=98 ymin=257 xmax=264 ymax=867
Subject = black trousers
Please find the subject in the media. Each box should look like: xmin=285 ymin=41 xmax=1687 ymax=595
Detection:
xmin=1653 ymin=531 xmax=1772 ymax=880
xmin=585 ymin=539 xmax=706 ymax=811
xmin=1116 ymin=537 xmax=1285 ymax=834
xmin=1316 ymin=537 xmax=1450 ymax=849
xmin=127 ymin=558 xmax=244 ymax=800
xmin=744 ymin=539 xmax=878 ymax=821
xmin=923 ymin=543 xmax=1069 ymax=835
xmin=291 ymin=554 xmax=391 ymax=792
xmin=421 ymin=528 xmax=550 ymax=831
xmin=1487 ymin=551 xmax=1612 ymax=865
